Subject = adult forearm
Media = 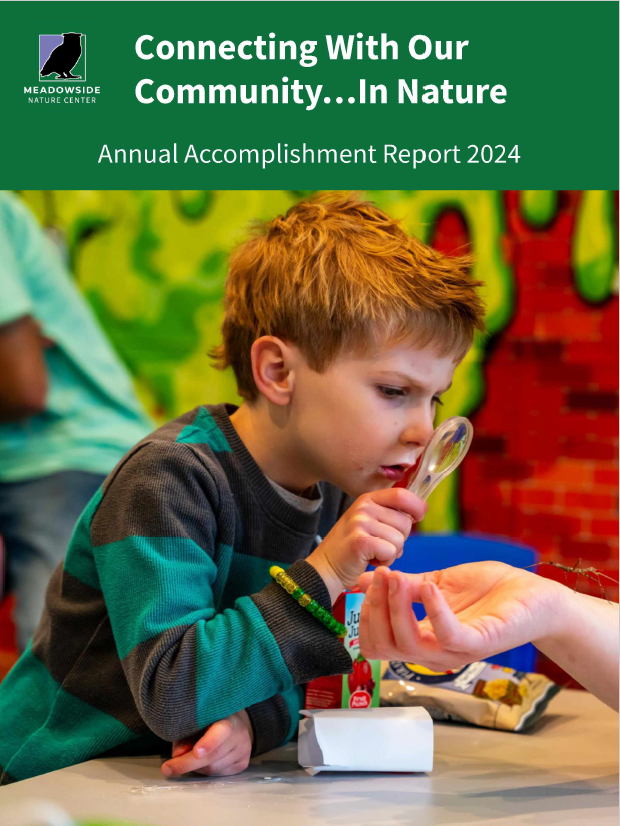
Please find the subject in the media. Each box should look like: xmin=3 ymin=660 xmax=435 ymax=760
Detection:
xmin=535 ymin=588 xmax=619 ymax=711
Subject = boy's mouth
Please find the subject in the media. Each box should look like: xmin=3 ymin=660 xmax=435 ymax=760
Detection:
xmin=378 ymin=464 xmax=410 ymax=482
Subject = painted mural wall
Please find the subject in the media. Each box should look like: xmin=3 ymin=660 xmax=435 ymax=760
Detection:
xmin=17 ymin=190 xmax=620 ymax=652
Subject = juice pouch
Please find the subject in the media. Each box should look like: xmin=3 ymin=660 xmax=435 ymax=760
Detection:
xmin=305 ymin=590 xmax=382 ymax=709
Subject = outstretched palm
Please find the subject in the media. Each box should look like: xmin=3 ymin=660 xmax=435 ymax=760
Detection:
xmin=422 ymin=562 xmax=554 ymax=654
xmin=359 ymin=562 xmax=559 ymax=671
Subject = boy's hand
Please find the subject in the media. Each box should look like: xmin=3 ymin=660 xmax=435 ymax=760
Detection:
xmin=161 ymin=710 xmax=254 ymax=777
xmin=357 ymin=562 xmax=563 ymax=671
xmin=307 ymin=488 xmax=427 ymax=603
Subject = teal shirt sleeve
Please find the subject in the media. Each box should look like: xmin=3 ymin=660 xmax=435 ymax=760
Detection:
xmin=0 ymin=199 xmax=34 ymax=325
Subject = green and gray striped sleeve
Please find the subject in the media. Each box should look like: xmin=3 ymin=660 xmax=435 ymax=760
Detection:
xmin=91 ymin=440 xmax=351 ymax=753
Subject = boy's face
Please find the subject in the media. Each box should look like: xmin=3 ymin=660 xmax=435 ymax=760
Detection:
xmin=289 ymin=340 xmax=458 ymax=499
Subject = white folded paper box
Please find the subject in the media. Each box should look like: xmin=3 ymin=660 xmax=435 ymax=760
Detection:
xmin=298 ymin=707 xmax=434 ymax=775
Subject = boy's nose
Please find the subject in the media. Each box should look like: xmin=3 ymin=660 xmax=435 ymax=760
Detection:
xmin=399 ymin=411 xmax=435 ymax=450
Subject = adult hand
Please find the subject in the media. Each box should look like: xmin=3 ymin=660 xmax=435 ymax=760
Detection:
xmin=357 ymin=562 xmax=563 ymax=671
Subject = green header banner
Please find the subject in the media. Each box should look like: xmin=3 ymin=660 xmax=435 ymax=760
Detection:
xmin=1 ymin=1 xmax=618 ymax=188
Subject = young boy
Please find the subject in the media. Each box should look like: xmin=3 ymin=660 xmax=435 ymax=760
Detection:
xmin=0 ymin=192 xmax=485 ymax=783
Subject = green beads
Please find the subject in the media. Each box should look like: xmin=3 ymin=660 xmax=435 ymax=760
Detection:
xmin=269 ymin=565 xmax=347 ymax=637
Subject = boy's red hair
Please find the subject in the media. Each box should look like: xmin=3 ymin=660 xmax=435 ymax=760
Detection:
xmin=210 ymin=192 xmax=486 ymax=402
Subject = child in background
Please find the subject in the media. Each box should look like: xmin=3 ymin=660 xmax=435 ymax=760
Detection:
xmin=0 ymin=192 xmax=152 ymax=653
xmin=0 ymin=192 xmax=485 ymax=783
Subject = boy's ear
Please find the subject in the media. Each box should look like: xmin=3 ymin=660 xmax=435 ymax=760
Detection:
xmin=250 ymin=336 xmax=295 ymax=405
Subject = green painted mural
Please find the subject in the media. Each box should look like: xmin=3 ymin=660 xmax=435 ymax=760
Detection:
xmin=520 ymin=190 xmax=558 ymax=227
xmin=574 ymin=191 xmax=618 ymax=303
xmin=16 ymin=190 xmax=618 ymax=534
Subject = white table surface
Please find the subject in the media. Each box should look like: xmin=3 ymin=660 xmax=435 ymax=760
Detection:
xmin=1 ymin=690 xmax=618 ymax=826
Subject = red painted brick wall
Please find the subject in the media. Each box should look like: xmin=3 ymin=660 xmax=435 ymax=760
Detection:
xmin=433 ymin=191 xmax=618 ymax=687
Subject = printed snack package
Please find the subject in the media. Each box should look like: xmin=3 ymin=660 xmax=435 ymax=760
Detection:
xmin=305 ymin=591 xmax=381 ymax=709
xmin=381 ymin=660 xmax=560 ymax=732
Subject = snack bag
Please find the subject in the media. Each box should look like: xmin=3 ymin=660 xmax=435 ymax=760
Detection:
xmin=305 ymin=591 xmax=381 ymax=709
xmin=381 ymin=660 xmax=560 ymax=731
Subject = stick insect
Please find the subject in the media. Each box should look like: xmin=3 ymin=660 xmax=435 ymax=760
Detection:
xmin=523 ymin=559 xmax=619 ymax=605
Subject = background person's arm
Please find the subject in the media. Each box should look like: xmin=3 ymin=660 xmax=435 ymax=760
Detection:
xmin=0 ymin=315 xmax=48 ymax=421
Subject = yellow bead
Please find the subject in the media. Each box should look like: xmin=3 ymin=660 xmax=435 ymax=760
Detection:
xmin=270 ymin=565 xmax=283 ymax=578
xmin=299 ymin=594 xmax=311 ymax=607
xmin=285 ymin=581 xmax=296 ymax=594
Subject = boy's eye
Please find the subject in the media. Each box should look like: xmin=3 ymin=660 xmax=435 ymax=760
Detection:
xmin=432 ymin=396 xmax=444 ymax=407
xmin=377 ymin=385 xmax=406 ymax=398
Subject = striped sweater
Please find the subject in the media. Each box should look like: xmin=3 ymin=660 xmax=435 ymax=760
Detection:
xmin=0 ymin=404 xmax=353 ymax=783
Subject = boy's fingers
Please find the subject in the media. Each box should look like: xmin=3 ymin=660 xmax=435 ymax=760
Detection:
xmin=367 ymin=537 xmax=402 ymax=566
xmin=420 ymin=583 xmax=464 ymax=649
xmin=194 ymin=717 xmax=234 ymax=758
xmin=371 ymin=504 xmax=414 ymax=540
xmin=195 ymin=761 xmax=246 ymax=777
xmin=365 ymin=521 xmax=406 ymax=555
xmin=162 ymin=719 xmax=235 ymax=777
xmin=368 ymin=487 xmax=428 ymax=523
xmin=162 ymin=750 xmax=202 ymax=777
xmin=163 ymin=735 xmax=236 ymax=776
xmin=171 ymin=738 xmax=194 ymax=759
xmin=387 ymin=571 xmax=423 ymax=656
xmin=201 ymin=745 xmax=250 ymax=777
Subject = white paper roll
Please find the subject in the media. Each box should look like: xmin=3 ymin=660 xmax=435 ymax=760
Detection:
xmin=298 ymin=707 xmax=434 ymax=774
